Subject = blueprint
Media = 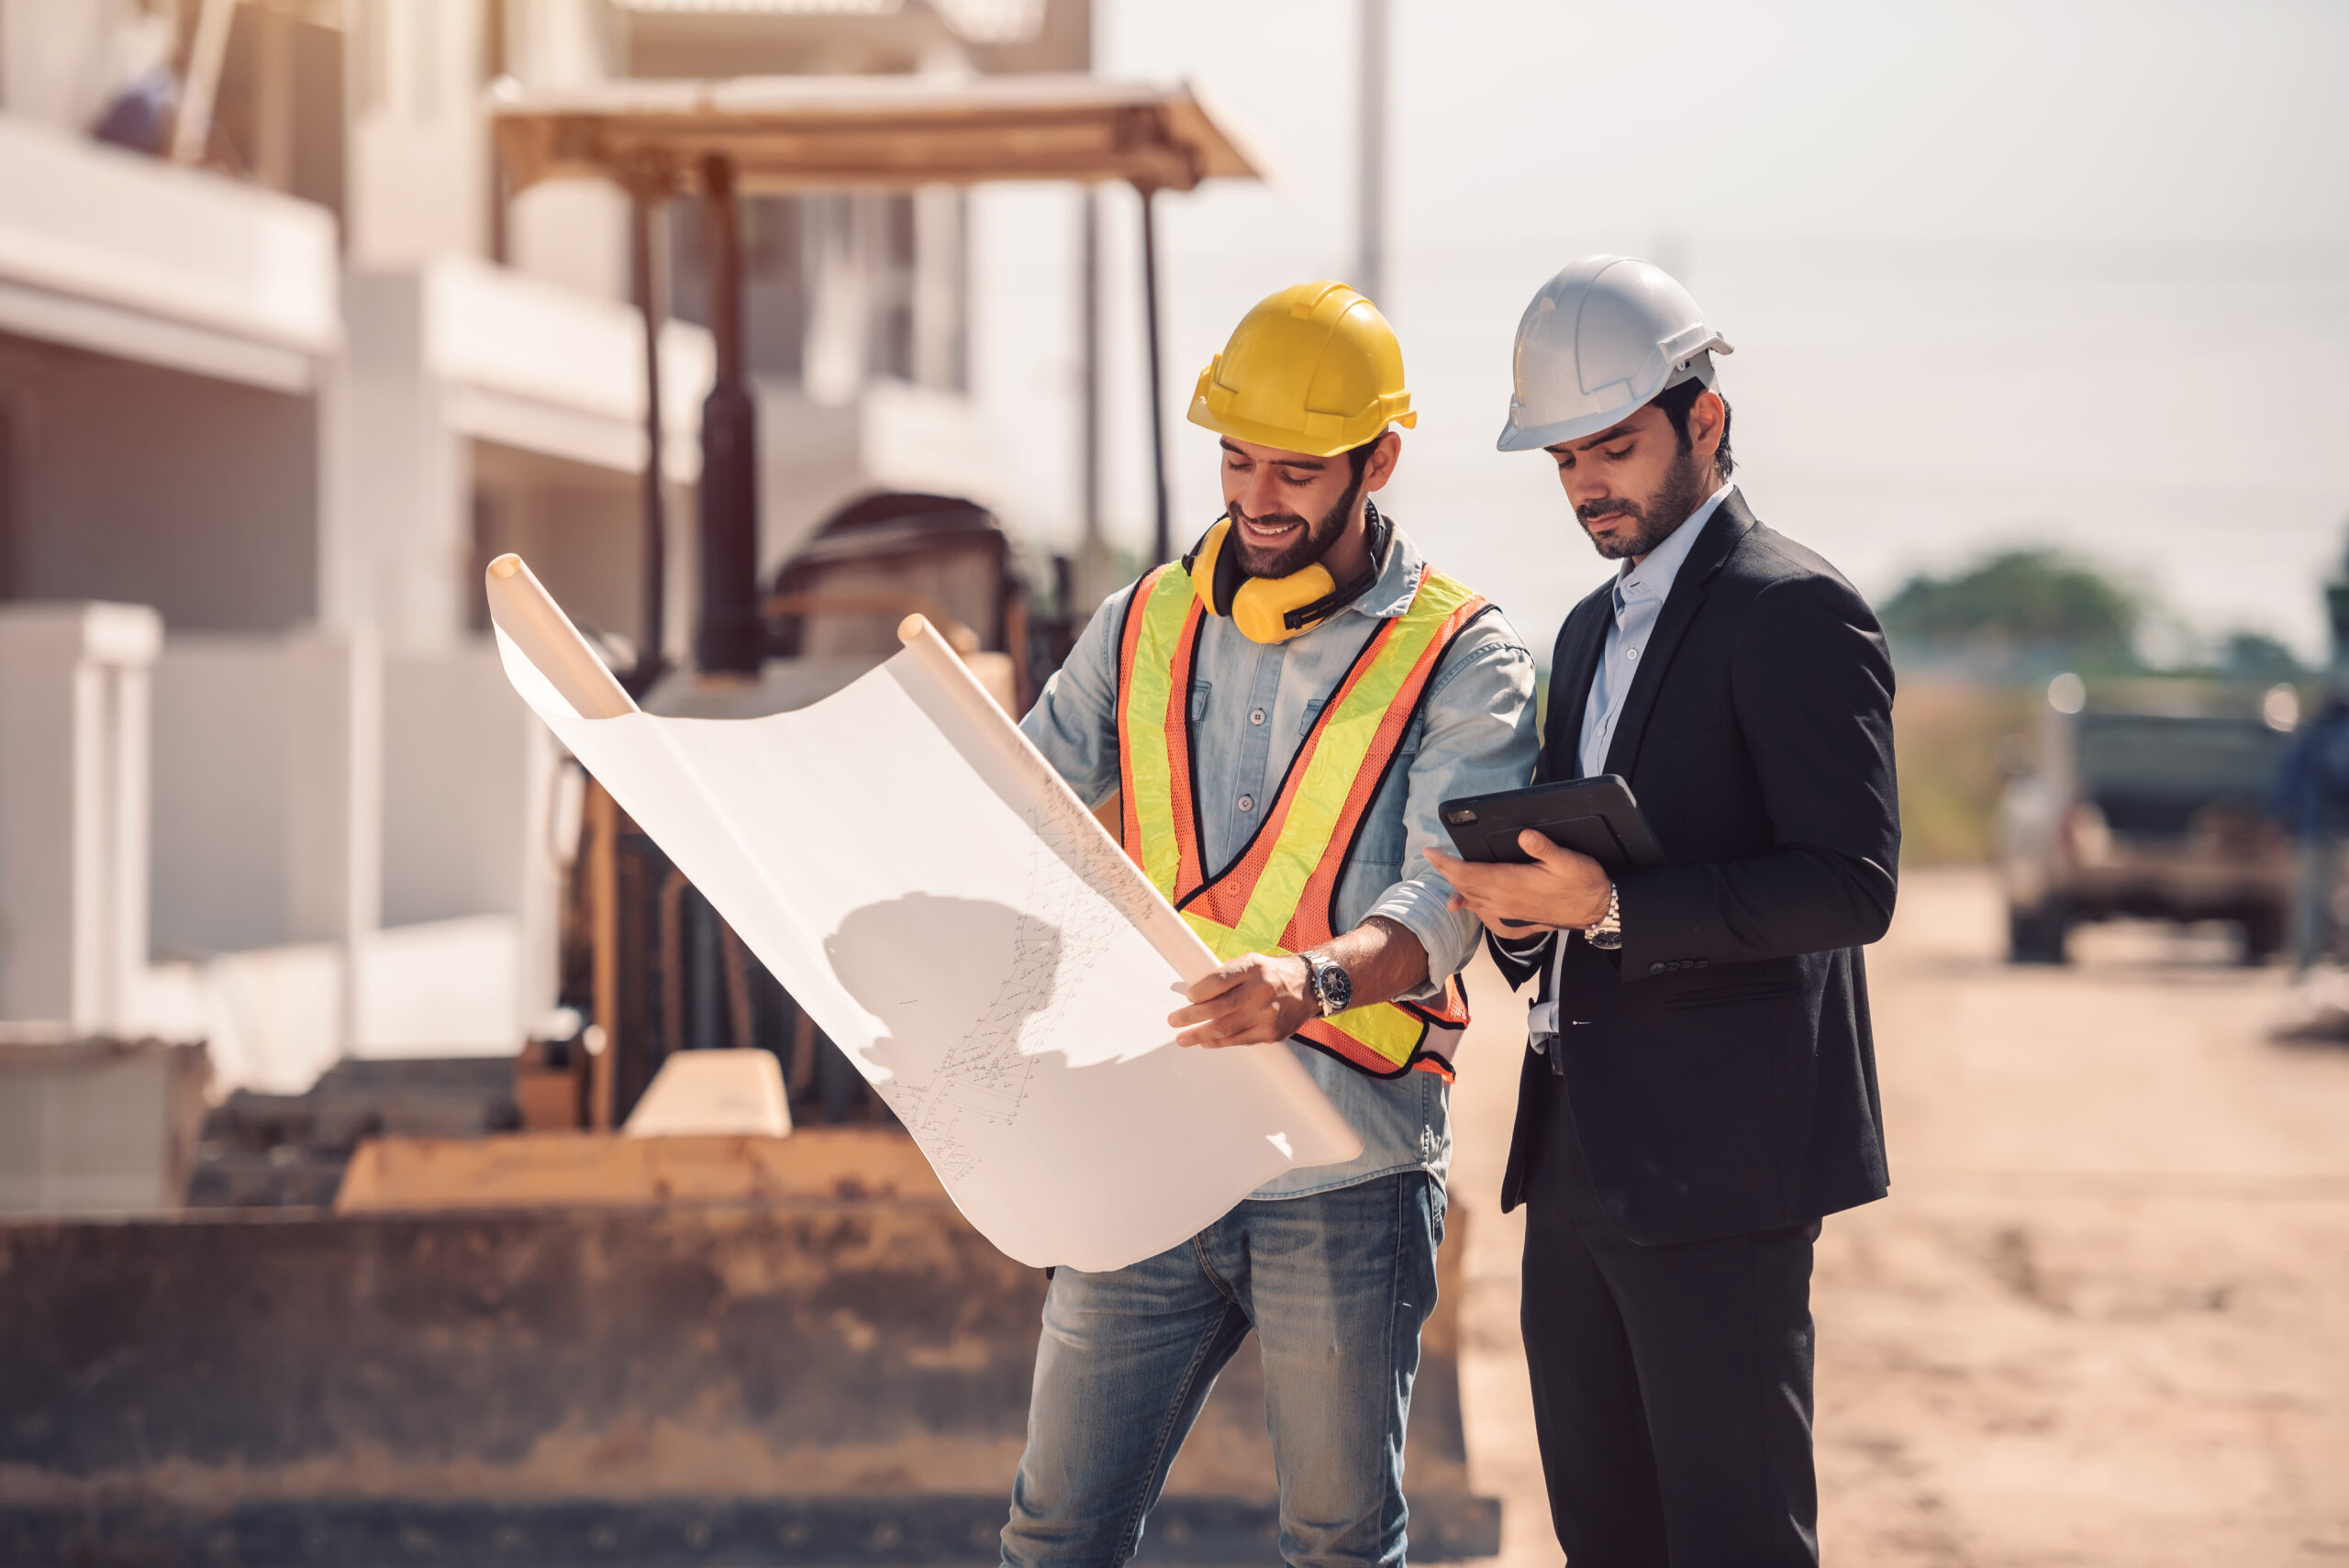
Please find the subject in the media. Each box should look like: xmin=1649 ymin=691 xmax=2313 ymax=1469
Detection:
xmin=492 ymin=618 xmax=1361 ymax=1272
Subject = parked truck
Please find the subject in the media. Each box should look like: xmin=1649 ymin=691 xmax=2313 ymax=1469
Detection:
xmin=1998 ymin=677 xmax=2296 ymax=964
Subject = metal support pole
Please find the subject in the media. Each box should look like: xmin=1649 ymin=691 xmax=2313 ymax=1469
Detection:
xmin=629 ymin=189 xmax=669 ymax=694
xmin=696 ymin=155 xmax=762 ymax=675
xmin=1079 ymin=187 xmax=1103 ymax=597
xmin=170 ymin=0 xmax=236 ymax=165
xmin=1356 ymin=0 xmax=1390 ymax=305
xmin=1140 ymin=186 xmax=1171 ymax=566
xmin=587 ymin=780 xmax=618 ymax=1131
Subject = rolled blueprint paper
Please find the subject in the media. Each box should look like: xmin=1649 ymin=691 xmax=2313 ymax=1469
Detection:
xmin=488 ymin=560 xmax=1362 ymax=1271
xmin=484 ymin=552 xmax=637 ymax=720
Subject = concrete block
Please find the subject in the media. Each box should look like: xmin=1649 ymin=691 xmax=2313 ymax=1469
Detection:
xmin=624 ymin=1048 xmax=792 ymax=1139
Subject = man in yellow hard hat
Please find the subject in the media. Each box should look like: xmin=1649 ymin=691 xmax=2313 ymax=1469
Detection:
xmin=999 ymin=282 xmax=1541 ymax=1567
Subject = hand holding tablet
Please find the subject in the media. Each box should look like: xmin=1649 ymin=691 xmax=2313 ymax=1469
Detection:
xmin=1436 ymin=774 xmax=1666 ymax=873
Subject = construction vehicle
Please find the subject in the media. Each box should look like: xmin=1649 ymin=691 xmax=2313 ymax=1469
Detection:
xmin=1999 ymin=676 xmax=2296 ymax=964
xmin=0 ymin=76 xmax=1500 ymax=1564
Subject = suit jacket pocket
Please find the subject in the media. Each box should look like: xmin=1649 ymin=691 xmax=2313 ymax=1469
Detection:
xmin=1662 ymin=958 xmax=1803 ymax=1010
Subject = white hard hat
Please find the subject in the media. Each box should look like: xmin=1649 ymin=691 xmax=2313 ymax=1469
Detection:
xmin=1496 ymin=254 xmax=1734 ymax=451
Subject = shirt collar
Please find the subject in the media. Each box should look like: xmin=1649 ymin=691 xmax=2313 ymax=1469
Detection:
xmin=1344 ymin=507 xmax=1427 ymax=622
xmin=1615 ymin=482 xmax=1734 ymax=610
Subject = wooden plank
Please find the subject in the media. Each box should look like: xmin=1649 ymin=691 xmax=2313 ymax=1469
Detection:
xmin=333 ymin=1127 xmax=944 ymax=1214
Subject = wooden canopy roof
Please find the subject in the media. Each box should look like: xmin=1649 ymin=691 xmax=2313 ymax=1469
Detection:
xmin=488 ymin=73 xmax=1267 ymax=195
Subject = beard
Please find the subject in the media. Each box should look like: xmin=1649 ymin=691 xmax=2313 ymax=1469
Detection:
xmin=1577 ymin=444 xmax=1713 ymax=562
xmin=1230 ymin=470 xmax=1366 ymax=579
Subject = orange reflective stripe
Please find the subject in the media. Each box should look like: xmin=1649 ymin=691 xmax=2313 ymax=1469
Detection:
xmin=1117 ymin=567 xmax=1205 ymax=900
xmin=1115 ymin=561 xmax=1493 ymax=1079
xmin=1163 ymin=600 xmax=1208 ymax=904
xmin=1185 ymin=617 xmax=1397 ymax=931
xmin=1281 ymin=592 xmax=1489 ymax=952
xmin=1297 ymin=1012 xmax=1455 ymax=1082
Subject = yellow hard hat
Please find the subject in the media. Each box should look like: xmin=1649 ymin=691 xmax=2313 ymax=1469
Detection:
xmin=1186 ymin=281 xmax=1416 ymax=458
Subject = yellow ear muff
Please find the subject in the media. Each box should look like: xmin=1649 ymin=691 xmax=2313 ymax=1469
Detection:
xmin=1231 ymin=566 xmax=1337 ymax=644
xmin=1185 ymin=517 xmax=1341 ymax=646
xmin=1186 ymin=517 xmax=1239 ymax=617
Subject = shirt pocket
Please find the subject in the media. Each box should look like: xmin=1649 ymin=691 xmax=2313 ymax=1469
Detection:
xmin=1298 ymin=695 xmax=1326 ymax=735
xmin=1189 ymin=680 xmax=1211 ymax=721
xmin=1349 ymin=765 xmax=1414 ymax=865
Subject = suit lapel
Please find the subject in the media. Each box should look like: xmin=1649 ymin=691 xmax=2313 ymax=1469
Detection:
xmin=1601 ymin=490 xmax=1754 ymax=778
xmin=1542 ymin=590 xmax=1613 ymax=782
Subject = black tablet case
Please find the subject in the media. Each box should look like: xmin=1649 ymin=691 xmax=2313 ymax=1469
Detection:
xmin=1439 ymin=775 xmax=1666 ymax=873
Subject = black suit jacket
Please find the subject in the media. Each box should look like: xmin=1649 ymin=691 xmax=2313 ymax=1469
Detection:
xmin=1494 ymin=489 xmax=1898 ymax=1245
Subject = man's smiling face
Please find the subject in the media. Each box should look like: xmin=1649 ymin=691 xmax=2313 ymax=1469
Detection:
xmin=1218 ymin=437 xmax=1364 ymax=578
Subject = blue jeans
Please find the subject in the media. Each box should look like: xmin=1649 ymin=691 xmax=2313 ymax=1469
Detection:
xmin=1000 ymin=1171 xmax=1443 ymax=1568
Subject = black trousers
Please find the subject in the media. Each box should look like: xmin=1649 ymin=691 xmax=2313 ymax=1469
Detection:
xmin=1520 ymin=1081 xmax=1821 ymax=1567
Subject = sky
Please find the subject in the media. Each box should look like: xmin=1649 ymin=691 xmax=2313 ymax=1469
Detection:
xmin=970 ymin=0 xmax=2349 ymax=662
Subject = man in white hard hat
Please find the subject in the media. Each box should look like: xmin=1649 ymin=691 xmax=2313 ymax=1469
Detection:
xmin=1427 ymin=255 xmax=1898 ymax=1566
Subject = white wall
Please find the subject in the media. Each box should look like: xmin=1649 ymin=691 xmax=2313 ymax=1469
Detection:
xmin=149 ymin=632 xmax=382 ymax=961
xmin=382 ymin=643 xmax=559 ymax=924
xmin=144 ymin=632 xmax=554 ymax=1086
xmin=0 ymin=116 xmax=340 ymax=368
xmin=341 ymin=260 xmax=711 ymax=656
xmin=149 ymin=638 xmax=292 ymax=955
xmin=343 ymin=0 xmax=489 ymax=268
xmin=0 ymin=339 xmax=323 ymax=629
xmin=0 ymin=0 xmax=173 ymax=133
xmin=0 ymin=602 xmax=157 ymax=1029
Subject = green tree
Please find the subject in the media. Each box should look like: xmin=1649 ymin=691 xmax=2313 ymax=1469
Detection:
xmin=1879 ymin=550 xmax=2142 ymax=673
xmin=2215 ymin=629 xmax=2302 ymax=682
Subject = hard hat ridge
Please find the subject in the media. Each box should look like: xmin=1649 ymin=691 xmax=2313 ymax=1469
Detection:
xmin=1188 ymin=281 xmax=1416 ymax=459
xmin=1497 ymin=254 xmax=1732 ymax=451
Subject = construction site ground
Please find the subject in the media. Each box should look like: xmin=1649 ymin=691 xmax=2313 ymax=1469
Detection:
xmin=1449 ymin=866 xmax=2349 ymax=1568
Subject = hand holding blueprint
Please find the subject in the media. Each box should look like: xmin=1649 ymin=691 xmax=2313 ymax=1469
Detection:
xmin=487 ymin=557 xmax=1360 ymax=1271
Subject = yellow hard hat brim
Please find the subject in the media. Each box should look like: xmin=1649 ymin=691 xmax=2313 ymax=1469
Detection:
xmin=1186 ymin=393 xmax=1416 ymax=460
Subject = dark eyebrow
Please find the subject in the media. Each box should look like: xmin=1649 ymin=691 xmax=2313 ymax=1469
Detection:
xmin=1555 ymin=423 xmax=1638 ymax=456
xmin=1220 ymin=439 xmax=1328 ymax=471
xmin=1569 ymin=422 xmax=1644 ymax=452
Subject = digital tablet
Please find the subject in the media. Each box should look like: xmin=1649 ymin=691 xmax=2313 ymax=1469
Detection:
xmin=1438 ymin=775 xmax=1666 ymax=872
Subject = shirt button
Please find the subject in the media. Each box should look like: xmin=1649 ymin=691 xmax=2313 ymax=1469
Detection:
xmin=1237 ymin=795 xmax=1255 ymax=812
xmin=1249 ymin=707 xmax=1266 ymax=725
xmin=1625 ymin=646 xmax=1639 ymax=661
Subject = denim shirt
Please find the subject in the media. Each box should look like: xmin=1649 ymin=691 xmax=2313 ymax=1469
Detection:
xmin=1020 ymin=521 xmax=1541 ymax=1198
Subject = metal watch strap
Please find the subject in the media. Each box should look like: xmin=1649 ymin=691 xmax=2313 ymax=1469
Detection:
xmin=1303 ymin=951 xmax=1348 ymax=1016
xmin=1585 ymin=881 xmax=1623 ymax=951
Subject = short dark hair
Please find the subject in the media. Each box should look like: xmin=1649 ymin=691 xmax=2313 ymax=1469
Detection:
xmin=1343 ymin=435 xmax=1383 ymax=482
xmin=1651 ymin=377 xmax=1734 ymax=479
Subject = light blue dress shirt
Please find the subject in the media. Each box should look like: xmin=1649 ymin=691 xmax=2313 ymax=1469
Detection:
xmin=1576 ymin=482 xmax=1735 ymax=778
xmin=1527 ymin=483 xmax=1736 ymax=1043
xmin=1021 ymin=519 xmax=1541 ymax=1198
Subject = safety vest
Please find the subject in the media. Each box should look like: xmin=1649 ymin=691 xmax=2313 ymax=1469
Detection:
xmin=1115 ymin=560 xmax=1493 ymax=1080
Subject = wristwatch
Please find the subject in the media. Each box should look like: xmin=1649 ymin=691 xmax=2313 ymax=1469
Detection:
xmin=1301 ymin=951 xmax=1353 ymax=1017
xmin=1584 ymin=882 xmax=1623 ymax=951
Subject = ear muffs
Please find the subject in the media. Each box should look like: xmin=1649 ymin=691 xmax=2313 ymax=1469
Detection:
xmin=1183 ymin=515 xmax=1375 ymax=645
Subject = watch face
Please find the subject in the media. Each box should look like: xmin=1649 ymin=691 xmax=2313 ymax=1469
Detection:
xmin=1322 ymin=962 xmax=1353 ymax=1013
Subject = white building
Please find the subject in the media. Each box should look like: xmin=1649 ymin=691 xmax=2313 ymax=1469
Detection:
xmin=0 ymin=0 xmax=1074 ymax=1113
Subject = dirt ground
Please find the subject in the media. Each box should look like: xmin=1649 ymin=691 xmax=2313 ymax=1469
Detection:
xmin=1446 ymin=866 xmax=2349 ymax=1567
